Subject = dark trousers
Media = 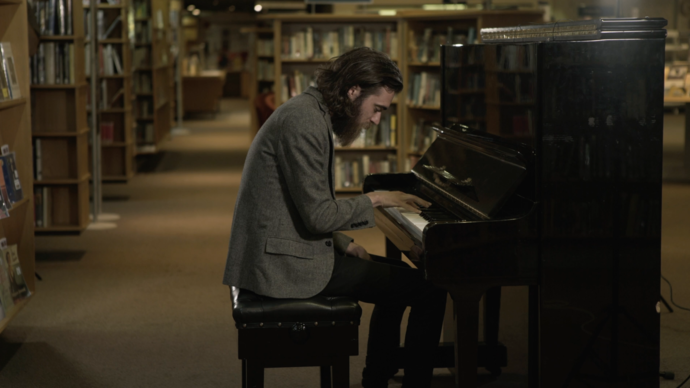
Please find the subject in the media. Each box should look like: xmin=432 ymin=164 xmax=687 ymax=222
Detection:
xmin=318 ymin=253 xmax=447 ymax=388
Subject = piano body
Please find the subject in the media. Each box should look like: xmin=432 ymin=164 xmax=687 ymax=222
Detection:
xmin=363 ymin=18 xmax=666 ymax=387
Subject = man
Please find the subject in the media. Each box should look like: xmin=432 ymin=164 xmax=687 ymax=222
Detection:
xmin=224 ymin=47 xmax=447 ymax=388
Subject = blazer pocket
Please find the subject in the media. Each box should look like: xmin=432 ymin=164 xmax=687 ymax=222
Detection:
xmin=265 ymin=237 xmax=315 ymax=260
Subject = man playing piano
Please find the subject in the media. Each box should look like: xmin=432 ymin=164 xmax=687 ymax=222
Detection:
xmin=223 ymin=47 xmax=447 ymax=388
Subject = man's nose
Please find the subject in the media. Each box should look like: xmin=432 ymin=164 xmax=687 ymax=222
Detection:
xmin=371 ymin=112 xmax=382 ymax=125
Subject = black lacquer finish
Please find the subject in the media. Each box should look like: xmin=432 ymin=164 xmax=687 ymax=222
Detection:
xmin=364 ymin=18 xmax=665 ymax=388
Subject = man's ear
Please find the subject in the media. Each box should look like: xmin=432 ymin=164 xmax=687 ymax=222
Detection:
xmin=347 ymin=86 xmax=361 ymax=101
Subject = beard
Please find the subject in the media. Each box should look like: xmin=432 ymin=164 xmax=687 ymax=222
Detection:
xmin=331 ymin=97 xmax=370 ymax=146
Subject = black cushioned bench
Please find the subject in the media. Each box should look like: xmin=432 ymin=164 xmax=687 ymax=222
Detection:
xmin=232 ymin=287 xmax=362 ymax=388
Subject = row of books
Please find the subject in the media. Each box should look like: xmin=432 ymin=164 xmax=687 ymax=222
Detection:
xmin=30 ymin=42 xmax=74 ymax=85
xmin=0 ymin=239 xmax=30 ymax=320
xmin=134 ymin=72 xmax=152 ymax=93
xmin=33 ymin=186 xmax=74 ymax=227
xmin=257 ymin=39 xmax=274 ymax=57
xmin=334 ymin=154 xmax=398 ymax=190
xmin=279 ymin=70 xmax=314 ymax=103
xmin=408 ymin=27 xmax=475 ymax=63
xmin=136 ymin=122 xmax=155 ymax=143
xmin=491 ymin=73 xmax=535 ymax=103
xmin=86 ymin=80 xmax=125 ymax=109
xmin=34 ymin=0 xmax=73 ymax=36
xmin=84 ymin=11 xmax=121 ymax=40
xmin=132 ymin=0 xmax=149 ymax=18
xmin=257 ymin=60 xmax=274 ymax=82
xmin=0 ymin=43 xmax=21 ymax=101
xmin=345 ymin=113 xmax=398 ymax=148
xmin=280 ymin=27 xmax=398 ymax=60
xmin=133 ymin=47 xmax=151 ymax=68
xmin=408 ymin=72 xmax=441 ymax=107
xmin=85 ymin=44 xmax=124 ymax=76
xmin=135 ymin=22 xmax=153 ymax=44
xmin=409 ymin=119 xmax=440 ymax=154
xmin=0 ymin=150 xmax=24 ymax=220
xmin=136 ymin=98 xmax=153 ymax=117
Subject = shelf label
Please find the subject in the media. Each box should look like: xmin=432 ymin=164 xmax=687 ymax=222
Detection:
xmin=0 ymin=145 xmax=8 ymax=156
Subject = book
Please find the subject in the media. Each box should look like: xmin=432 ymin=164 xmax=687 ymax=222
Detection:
xmin=0 ymin=241 xmax=14 ymax=313
xmin=0 ymin=42 xmax=21 ymax=99
xmin=34 ymin=139 xmax=43 ymax=180
xmin=103 ymin=15 xmax=121 ymax=39
xmin=0 ymin=152 xmax=23 ymax=204
xmin=101 ymin=122 xmax=114 ymax=143
xmin=0 ymin=60 xmax=9 ymax=101
xmin=2 ymin=245 xmax=30 ymax=302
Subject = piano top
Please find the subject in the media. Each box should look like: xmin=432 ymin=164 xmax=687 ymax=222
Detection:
xmin=411 ymin=126 xmax=533 ymax=220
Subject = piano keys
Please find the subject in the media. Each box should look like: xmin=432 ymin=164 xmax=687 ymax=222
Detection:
xmin=364 ymin=17 xmax=666 ymax=388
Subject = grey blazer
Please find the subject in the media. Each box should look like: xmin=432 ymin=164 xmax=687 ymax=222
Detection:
xmin=222 ymin=87 xmax=376 ymax=298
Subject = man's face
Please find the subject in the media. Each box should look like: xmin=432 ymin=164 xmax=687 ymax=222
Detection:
xmin=333 ymin=86 xmax=395 ymax=147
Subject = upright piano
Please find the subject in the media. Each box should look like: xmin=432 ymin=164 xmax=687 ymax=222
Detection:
xmin=363 ymin=18 xmax=666 ymax=387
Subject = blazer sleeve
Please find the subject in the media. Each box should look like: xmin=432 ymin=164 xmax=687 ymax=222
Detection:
xmin=276 ymin=111 xmax=375 ymax=235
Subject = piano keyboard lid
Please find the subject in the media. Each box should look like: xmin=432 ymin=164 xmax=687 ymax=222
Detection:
xmin=480 ymin=17 xmax=668 ymax=43
xmin=412 ymin=126 xmax=533 ymax=221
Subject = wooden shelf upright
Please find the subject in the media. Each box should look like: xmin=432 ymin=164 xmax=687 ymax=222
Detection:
xmin=86 ymin=0 xmax=136 ymax=182
xmin=397 ymin=10 xmax=543 ymax=171
xmin=244 ymin=23 xmax=275 ymax=137
xmin=0 ymin=0 xmax=36 ymax=332
xmin=258 ymin=14 xmax=404 ymax=194
xmin=132 ymin=0 xmax=172 ymax=155
xmin=31 ymin=0 xmax=90 ymax=233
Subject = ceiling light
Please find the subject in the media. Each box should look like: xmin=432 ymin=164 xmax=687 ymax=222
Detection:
xmin=254 ymin=4 xmax=262 ymax=12
xmin=187 ymin=4 xmax=195 ymax=11
xmin=192 ymin=8 xmax=201 ymax=15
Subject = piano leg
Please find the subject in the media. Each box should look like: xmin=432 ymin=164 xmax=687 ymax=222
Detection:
xmin=449 ymin=290 xmax=482 ymax=388
xmin=385 ymin=237 xmax=402 ymax=261
xmin=483 ymin=287 xmax=502 ymax=377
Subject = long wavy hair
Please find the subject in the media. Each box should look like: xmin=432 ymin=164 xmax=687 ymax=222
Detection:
xmin=315 ymin=47 xmax=403 ymax=118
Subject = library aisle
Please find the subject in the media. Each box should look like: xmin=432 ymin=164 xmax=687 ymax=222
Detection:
xmin=0 ymin=98 xmax=688 ymax=388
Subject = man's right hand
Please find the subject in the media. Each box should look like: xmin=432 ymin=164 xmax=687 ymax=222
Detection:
xmin=365 ymin=191 xmax=431 ymax=214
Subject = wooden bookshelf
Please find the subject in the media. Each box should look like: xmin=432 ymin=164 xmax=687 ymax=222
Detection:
xmin=258 ymin=14 xmax=403 ymax=194
xmin=397 ymin=10 xmax=543 ymax=171
xmin=244 ymin=23 xmax=275 ymax=137
xmin=86 ymin=0 xmax=136 ymax=182
xmin=132 ymin=0 xmax=172 ymax=155
xmin=0 ymin=0 xmax=36 ymax=332
xmin=31 ymin=0 xmax=90 ymax=233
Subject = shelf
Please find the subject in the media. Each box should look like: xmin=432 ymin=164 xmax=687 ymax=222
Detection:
xmin=136 ymin=92 xmax=153 ymax=96
xmin=7 ymin=197 xmax=30 ymax=214
xmin=97 ymin=3 xmax=124 ymax=8
xmin=40 ymin=35 xmax=81 ymax=41
xmin=335 ymin=187 xmax=363 ymax=194
xmin=35 ymin=225 xmax=85 ymax=232
xmin=136 ymin=117 xmax=154 ymax=121
xmin=0 ymin=297 xmax=31 ymax=334
xmin=407 ymin=104 xmax=441 ymax=111
xmin=135 ymin=42 xmax=152 ymax=46
xmin=87 ymin=74 xmax=129 ymax=79
xmin=88 ymin=107 xmax=130 ymax=113
xmin=101 ymin=142 xmax=129 ymax=147
xmin=486 ymin=100 xmax=533 ymax=107
xmin=31 ymin=83 xmax=88 ymax=89
xmin=135 ymin=17 xmax=150 ymax=22
xmin=258 ymin=55 xmax=274 ymax=59
xmin=0 ymin=97 xmax=27 ymax=111
xmin=335 ymin=146 xmax=397 ymax=152
xmin=34 ymin=173 xmax=91 ymax=185
xmin=32 ymin=127 xmax=90 ymax=137
xmin=408 ymin=62 xmax=441 ymax=67
xmin=98 ymin=38 xmax=126 ymax=44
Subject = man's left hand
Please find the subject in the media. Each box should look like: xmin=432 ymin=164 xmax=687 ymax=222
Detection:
xmin=345 ymin=242 xmax=371 ymax=260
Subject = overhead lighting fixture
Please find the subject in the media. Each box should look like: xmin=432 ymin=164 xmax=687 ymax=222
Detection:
xmin=378 ymin=10 xmax=396 ymax=16
xmin=192 ymin=8 xmax=201 ymax=15
xmin=254 ymin=4 xmax=262 ymax=12
xmin=187 ymin=4 xmax=195 ymax=11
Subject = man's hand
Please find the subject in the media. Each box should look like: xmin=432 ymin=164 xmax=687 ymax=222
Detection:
xmin=365 ymin=191 xmax=431 ymax=214
xmin=345 ymin=242 xmax=371 ymax=260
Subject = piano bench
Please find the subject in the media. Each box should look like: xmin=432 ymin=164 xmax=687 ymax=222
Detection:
xmin=232 ymin=287 xmax=362 ymax=388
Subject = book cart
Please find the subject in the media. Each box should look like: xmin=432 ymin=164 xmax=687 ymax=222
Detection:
xmin=132 ymin=0 xmax=172 ymax=155
xmin=31 ymin=0 xmax=90 ymax=233
xmin=0 ymin=0 xmax=36 ymax=332
xmin=258 ymin=13 xmax=404 ymax=194
xmin=87 ymin=0 xmax=136 ymax=182
xmin=397 ymin=10 xmax=543 ymax=171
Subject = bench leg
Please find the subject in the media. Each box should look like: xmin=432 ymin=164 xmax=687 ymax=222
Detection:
xmin=332 ymin=356 xmax=350 ymax=388
xmin=320 ymin=365 xmax=332 ymax=388
xmin=245 ymin=359 xmax=264 ymax=388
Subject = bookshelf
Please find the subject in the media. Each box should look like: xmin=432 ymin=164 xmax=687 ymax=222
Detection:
xmin=86 ymin=0 xmax=136 ymax=182
xmin=132 ymin=0 xmax=172 ymax=155
xmin=31 ymin=0 xmax=90 ymax=233
xmin=244 ymin=24 xmax=275 ymax=137
xmin=258 ymin=14 xmax=403 ymax=193
xmin=0 ymin=0 xmax=35 ymax=332
xmin=397 ymin=10 xmax=543 ymax=170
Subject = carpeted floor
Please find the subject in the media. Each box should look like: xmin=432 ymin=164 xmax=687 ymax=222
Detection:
xmin=0 ymin=99 xmax=688 ymax=387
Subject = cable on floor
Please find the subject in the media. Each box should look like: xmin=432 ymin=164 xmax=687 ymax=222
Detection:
xmin=661 ymin=274 xmax=690 ymax=312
